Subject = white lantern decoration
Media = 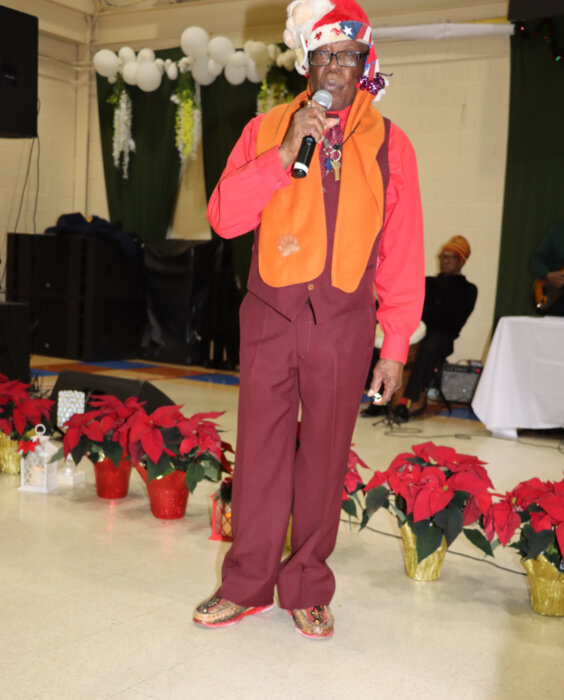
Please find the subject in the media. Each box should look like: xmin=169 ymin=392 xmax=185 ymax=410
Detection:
xmin=118 ymin=46 xmax=136 ymax=64
xmin=122 ymin=61 xmax=138 ymax=85
xmin=137 ymin=47 xmax=156 ymax=63
xmin=18 ymin=425 xmax=59 ymax=494
xmin=208 ymin=36 xmax=234 ymax=66
xmin=191 ymin=56 xmax=215 ymax=85
xmin=224 ymin=63 xmax=247 ymax=85
xmin=181 ymin=26 xmax=209 ymax=58
xmin=136 ymin=62 xmax=162 ymax=92
xmin=94 ymin=49 xmax=120 ymax=78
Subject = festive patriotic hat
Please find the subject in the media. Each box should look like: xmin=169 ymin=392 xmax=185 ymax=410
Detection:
xmin=283 ymin=0 xmax=389 ymax=100
xmin=441 ymin=236 xmax=471 ymax=263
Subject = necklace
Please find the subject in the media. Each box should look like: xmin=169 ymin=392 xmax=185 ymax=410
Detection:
xmin=321 ymin=121 xmax=360 ymax=182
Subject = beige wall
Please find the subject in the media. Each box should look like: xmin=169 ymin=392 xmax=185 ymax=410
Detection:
xmin=0 ymin=0 xmax=509 ymax=362
xmin=377 ymin=35 xmax=509 ymax=361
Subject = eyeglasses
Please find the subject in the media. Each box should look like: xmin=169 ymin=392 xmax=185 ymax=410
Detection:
xmin=308 ymin=50 xmax=369 ymax=68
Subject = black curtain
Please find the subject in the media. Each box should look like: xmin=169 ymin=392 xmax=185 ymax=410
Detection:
xmin=96 ymin=48 xmax=183 ymax=243
xmin=494 ymin=18 xmax=564 ymax=320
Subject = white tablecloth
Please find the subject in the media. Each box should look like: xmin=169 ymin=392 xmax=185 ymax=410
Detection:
xmin=472 ymin=316 xmax=564 ymax=439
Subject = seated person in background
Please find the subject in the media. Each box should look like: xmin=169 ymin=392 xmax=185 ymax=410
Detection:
xmin=363 ymin=236 xmax=477 ymax=421
xmin=531 ymin=223 xmax=564 ymax=316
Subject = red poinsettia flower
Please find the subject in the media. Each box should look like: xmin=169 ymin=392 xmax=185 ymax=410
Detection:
xmin=18 ymin=438 xmax=39 ymax=454
xmin=512 ymin=477 xmax=553 ymax=509
xmin=364 ymin=469 xmax=389 ymax=492
xmin=483 ymin=494 xmax=521 ymax=546
xmin=411 ymin=466 xmax=454 ymax=522
xmin=536 ymin=492 xmax=564 ymax=525
xmin=530 ymin=511 xmax=553 ymax=533
xmin=447 ymin=469 xmax=493 ymax=497
xmin=462 ymin=491 xmax=492 ymax=525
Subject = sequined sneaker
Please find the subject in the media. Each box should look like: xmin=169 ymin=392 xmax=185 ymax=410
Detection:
xmin=193 ymin=595 xmax=273 ymax=628
xmin=290 ymin=605 xmax=334 ymax=639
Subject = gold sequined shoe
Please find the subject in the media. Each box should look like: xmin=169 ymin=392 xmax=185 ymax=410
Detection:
xmin=290 ymin=605 xmax=334 ymax=639
xmin=193 ymin=595 xmax=273 ymax=628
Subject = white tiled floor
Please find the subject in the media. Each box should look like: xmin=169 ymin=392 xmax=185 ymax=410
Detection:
xmin=1 ymin=371 xmax=563 ymax=699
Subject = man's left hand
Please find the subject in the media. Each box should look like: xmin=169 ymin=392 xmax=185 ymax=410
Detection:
xmin=368 ymin=358 xmax=404 ymax=404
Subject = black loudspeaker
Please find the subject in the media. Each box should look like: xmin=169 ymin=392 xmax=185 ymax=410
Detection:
xmin=49 ymin=370 xmax=175 ymax=427
xmin=0 ymin=5 xmax=38 ymax=138
xmin=6 ymin=233 xmax=146 ymax=360
xmin=508 ymin=1 xmax=564 ymax=20
xmin=440 ymin=363 xmax=482 ymax=404
xmin=0 ymin=302 xmax=30 ymax=382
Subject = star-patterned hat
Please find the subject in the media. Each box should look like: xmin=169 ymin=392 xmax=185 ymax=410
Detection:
xmin=283 ymin=0 xmax=388 ymax=100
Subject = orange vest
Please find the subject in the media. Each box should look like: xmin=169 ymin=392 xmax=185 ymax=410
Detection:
xmin=256 ymin=89 xmax=385 ymax=293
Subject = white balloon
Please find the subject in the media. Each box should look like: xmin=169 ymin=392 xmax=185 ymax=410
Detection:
xmin=166 ymin=63 xmax=179 ymax=80
xmin=122 ymin=61 xmax=138 ymax=85
xmin=208 ymin=58 xmax=223 ymax=77
xmin=108 ymin=75 xmax=117 ymax=84
xmin=224 ymin=63 xmax=246 ymax=85
xmin=93 ymin=49 xmax=119 ymax=78
xmin=154 ymin=58 xmax=165 ymax=75
xmin=228 ymin=51 xmax=249 ymax=68
xmin=137 ymin=47 xmax=155 ymax=63
xmin=191 ymin=55 xmax=215 ymax=85
xmin=136 ymin=61 xmax=162 ymax=92
xmin=181 ymin=26 xmax=209 ymax=58
xmin=244 ymin=40 xmax=269 ymax=66
xmin=118 ymin=46 xmax=136 ymax=64
xmin=267 ymin=44 xmax=278 ymax=61
xmin=246 ymin=59 xmax=263 ymax=84
xmin=208 ymin=36 xmax=234 ymax=66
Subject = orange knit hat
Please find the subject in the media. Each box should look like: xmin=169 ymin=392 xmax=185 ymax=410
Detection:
xmin=441 ymin=235 xmax=471 ymax=263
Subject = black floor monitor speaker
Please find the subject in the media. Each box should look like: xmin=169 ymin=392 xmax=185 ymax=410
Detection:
xmin=0 ymin=302 xmax=30 ymax=383
xmin=0 ymin=5 xmax=38 ymax=139
xmin=49 ymin=370 xmax=175 ymax=427
xmin=440 ymin=363 xmax=482 ymax=404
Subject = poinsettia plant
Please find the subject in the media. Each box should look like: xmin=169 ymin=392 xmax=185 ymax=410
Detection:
xmin=362 ymin=442 xmax=496 ymax=563
xmin=0 ymin=374 xmax=53 ymax=443
xmin=57 ymin=395 xmax=145 ymax=468
xmin=116 ymin=404 xmax=234 ymax=493
xmin=341 ymin=447 xmax=372 ymax=519
xmin=483 ymin=476 xmax=564 ymax=572
xmin=57 ymin=395 xmax=233 ymax=493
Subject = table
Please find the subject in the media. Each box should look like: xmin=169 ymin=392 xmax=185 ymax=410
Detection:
xmin=472 ymin=316 xmax=564 ymax=438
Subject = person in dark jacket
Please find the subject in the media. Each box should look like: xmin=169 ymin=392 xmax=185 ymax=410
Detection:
xmin=393 ymin=235 xmax=477 ymax=421
xmin=530 ymin=223 xmax=564 ymax=316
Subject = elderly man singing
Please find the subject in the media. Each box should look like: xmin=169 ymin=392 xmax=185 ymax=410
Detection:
xmin=194 ymin=0 xmax=424 ymax=639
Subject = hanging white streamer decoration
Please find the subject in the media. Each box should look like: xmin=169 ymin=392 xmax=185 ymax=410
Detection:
xmin=113 ymin=90 xmax=135 ymax=179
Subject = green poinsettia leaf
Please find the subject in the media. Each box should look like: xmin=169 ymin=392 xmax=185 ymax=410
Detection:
xmin=522 ymin=528 xmax=555 ymax=561
xmin=341 ymin=498 xmax=357 ymax=519
xmin=365 ymin=486 xmax=388 ymax=516
xmin=185 ymin=462 xmax=206 ymax=493
xmin=71 ymin=440 xmax=88 ymax=467
xmin=359 ymin=509 xmax=370 ymax=531
xmin=391 ymin=502 xmax=407 ymax=525
xmin=434 ymin=504 xmax=464 ymax=546
xmin=49 ymin=446 xmax=65 ymax=463
xmin=147 ymin=452 xmax=173 ymax=482
xmin=463 ymin=527 xmax=494 ymax=557
xmin=415 ymin=525 xmax=444 ymax=563
xmin=450 ymin=490 xmax=468 ymax=509
xmin=102 ymin=439 xmax=123 ymax=468
xmin=410 ymin=517 xmax=432 ymax=537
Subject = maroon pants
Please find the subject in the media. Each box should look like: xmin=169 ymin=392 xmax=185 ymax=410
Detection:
xmin=217 ymin=293 xmax=374 ymax=610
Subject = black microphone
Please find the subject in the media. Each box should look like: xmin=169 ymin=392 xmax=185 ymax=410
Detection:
xmin=292 ymin=89 xmax=333 ymax=179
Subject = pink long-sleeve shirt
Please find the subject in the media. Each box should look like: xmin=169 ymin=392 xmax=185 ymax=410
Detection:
xmin=207 ymin=112 xmax=424 ymax=364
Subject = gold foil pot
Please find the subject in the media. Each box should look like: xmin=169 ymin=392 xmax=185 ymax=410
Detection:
xmin=400 ymin=523 xmax=447 ymax=581
xmin=0 ymin=432 xmax=21 ymax=475
xmin=521 ymin=554 xmax=564 ymax=616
